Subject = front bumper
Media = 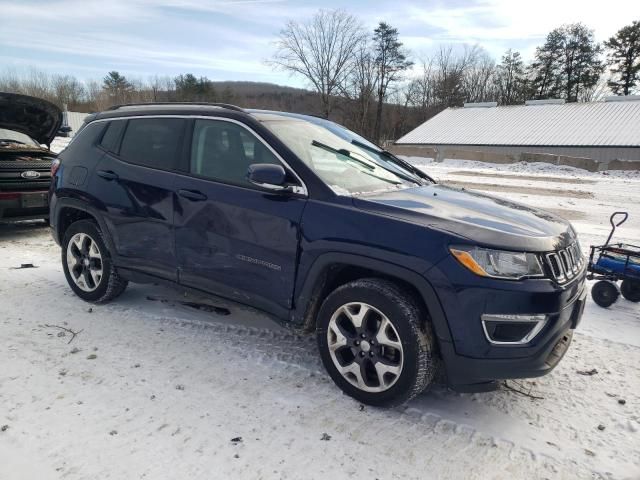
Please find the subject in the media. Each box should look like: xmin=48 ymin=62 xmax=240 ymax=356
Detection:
xmin=0 ymin=190 xmax=49 ymax=221
xmin=427 ymin=255 xmax=587 ymax=390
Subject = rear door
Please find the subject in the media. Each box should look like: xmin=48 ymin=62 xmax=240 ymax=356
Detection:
xmin=94 ymin=117 xmax=186 ymax=280
xmin=173 ymin=118 xmax=307 ymax=313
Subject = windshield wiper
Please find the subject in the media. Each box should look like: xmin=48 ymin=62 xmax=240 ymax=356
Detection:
xmin=311 ymin=140 xmax=374 ymax=170
xmin=310 ymin=140 xmax=402 ymax=185
xmin=0 ymin=139 xmax=26 ymax=145
xmin=350 ymin=139 xmax=435 ymax=184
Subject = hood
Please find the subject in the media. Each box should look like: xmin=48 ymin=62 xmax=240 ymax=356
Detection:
xmin=353 ymin=184 xmax=576 ymax=252
xmin=0 ymin=92 xmax=62 ymax=146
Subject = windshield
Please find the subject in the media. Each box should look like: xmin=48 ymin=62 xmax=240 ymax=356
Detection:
xmin=262 ymin=118 xmax=420 ymax=195
xmin=0 ymin=128 xmax=40 ymax=147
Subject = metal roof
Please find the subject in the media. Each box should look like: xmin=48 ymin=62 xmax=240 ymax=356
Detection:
xmin=396 ymin=99 xmax=640 ymax=147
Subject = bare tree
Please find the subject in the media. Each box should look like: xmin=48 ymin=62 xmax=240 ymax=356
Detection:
xmin=339 ymin=41 xmax=379 ymax=137
xmin=86 ymin=79 xmax=110 ymax=111
xmin=0 ymin=68 xmax=22 ymax=94
xmin=406 ymin=59 xmax=435 ymax=113
xmin=433 ymin=44 xmax=482 ymax=107
xmin=462 ymin=49 xmax=496 ymax=102
xmin=271 ymin=9 xmax=365 ymax=118
xmin=52 ymin=75 xmax=85 ymax=109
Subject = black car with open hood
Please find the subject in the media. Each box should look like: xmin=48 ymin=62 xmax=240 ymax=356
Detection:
xmin=0 ymin=92 xmax=61 ymax=222
xmin=0 ymin=92 xmax=62 ymax=146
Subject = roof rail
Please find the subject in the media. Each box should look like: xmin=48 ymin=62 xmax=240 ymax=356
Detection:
xmin=107 ymin=102 xmax=245 ymax=112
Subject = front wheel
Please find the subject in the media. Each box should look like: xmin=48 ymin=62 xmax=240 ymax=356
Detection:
xmin=61 ymin=220 xmax=128 ymax=303
xmin=317 ymin=278 xmax=437 ymax=407
xmin=620 ymin=280 xmax=640 ymax=302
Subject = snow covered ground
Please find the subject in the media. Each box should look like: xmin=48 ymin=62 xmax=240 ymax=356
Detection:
xmin=1 ymin=149 xmax=639 ymax=480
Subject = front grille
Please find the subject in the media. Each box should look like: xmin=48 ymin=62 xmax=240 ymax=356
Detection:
xmin=0 ymin=160 xmax=53 ymax=169
xmin=546 ymin=242 xmax=584 ymax=283
xmin=0 ymin=163 xmax=52 ymax=192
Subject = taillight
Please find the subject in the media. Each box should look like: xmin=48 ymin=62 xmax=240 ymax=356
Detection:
xmin=51 ymin=158 xmax=61 ymax=177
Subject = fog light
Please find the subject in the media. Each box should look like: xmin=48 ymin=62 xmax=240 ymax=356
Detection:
xmin=481 ymin=314 xmax=547 ymax=345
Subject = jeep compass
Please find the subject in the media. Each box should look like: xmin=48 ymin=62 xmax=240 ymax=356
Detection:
xmin=50 ymin=103 xmax=587 ymax=406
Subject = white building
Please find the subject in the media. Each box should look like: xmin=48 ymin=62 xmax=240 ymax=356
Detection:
xmin=396 ymin=96 xmax=640 ymax=163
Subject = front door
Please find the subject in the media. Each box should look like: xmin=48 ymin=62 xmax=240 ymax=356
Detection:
xmin=173 ymin=118 xmax=307 ymax=313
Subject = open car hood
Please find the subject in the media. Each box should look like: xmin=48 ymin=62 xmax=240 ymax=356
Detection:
xmin=0 ymin=92 xmax=62 ymax=146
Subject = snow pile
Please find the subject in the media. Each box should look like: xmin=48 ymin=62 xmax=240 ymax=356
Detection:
xmin=50 ymin=136 xmax=72 ymax=154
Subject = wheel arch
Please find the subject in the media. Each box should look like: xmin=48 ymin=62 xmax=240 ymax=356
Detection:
xmin=53 ymin=198 xmax=116 ymax=254
xmin=291 ymin=253 xmax=452 ymax=345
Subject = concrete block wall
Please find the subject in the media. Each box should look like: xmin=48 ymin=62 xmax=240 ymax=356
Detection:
xmin=388 ymin=145 xmax=640 ymax=172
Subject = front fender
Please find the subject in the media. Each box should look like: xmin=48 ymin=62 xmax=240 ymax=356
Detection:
xmin=291 ymin=251 xmax=453 ymax=346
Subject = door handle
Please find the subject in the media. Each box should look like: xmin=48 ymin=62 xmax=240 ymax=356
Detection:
xmin=97 ymin=170 xmax=119 ymax=181
xmin=178 ymin=189 xmax=207 ymax=201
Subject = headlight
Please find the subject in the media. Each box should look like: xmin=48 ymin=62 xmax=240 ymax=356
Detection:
xmin=450 ymin=245 xmax=544 ymax=280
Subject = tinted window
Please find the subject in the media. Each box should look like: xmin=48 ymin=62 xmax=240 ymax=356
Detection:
xmin=99 ymin=120 xmax=126 ymax=153
xmin=190 ymin=120 xmax=280 ymax=186
xmin=119 ymin=118 xmax=185 ymax=170
xmin=57 ymin=122 xmax=105 ymax=160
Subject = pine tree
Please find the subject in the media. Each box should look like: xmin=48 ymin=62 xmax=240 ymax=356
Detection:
xmin=102 ymin=71 xmax=132 ymax=105
xmin=174 ymin=74 xmax=216 ymax=101
xmin=530 ymin=29 xmax=565 ymax=99
xmin=562 ymin=24 xmax=604 ymax=102
xmin=494 ymin=49 xmax=527 ymax=104
xmin=372 ymin=22 xmax=413 ymax=142
xmin=530 ymin=24 xmax=604 ymax=102
xmin=605 ymin=20 xmax=640 ymax=95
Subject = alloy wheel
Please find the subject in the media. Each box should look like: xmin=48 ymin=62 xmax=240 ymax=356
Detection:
xmin=327 ymin=302 xmax=404 ymax=393
xmin=66 ymin=232 xmax=103 ymax=292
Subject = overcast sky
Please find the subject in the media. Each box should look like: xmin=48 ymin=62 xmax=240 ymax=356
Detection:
xmin=1 ymin=0 xmax=638 ymax=88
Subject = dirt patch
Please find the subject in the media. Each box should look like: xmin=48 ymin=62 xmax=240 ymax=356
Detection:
xmin=443 ymin=180 xmax=595 ymax=199
xmin=446 ymin=171 xmax=596 ymax=185
xmin=541 ymin=208 xmax=587 ymax=221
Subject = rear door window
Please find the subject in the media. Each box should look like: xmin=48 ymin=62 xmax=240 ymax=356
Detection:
xmin=119 ymin=118 xmax=185 ymax=170
xmin=99 ymin=120 xmax=126 ymax=153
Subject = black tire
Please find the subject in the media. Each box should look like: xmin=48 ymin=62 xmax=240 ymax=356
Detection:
xmin=61 ymin=219 xmax=128 ymax=303
xmin=620 ymin=279 xmax=640 ymax=302
xmin=591 ymin=280 xmax=619 ymax=308
xmin=316 ymin=278 xmax=437 ymax=407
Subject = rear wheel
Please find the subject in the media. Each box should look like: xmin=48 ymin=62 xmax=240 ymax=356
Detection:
xmin=62 ymin=220 xmax=128 ymax=303
xmin=591 ymin=280 xmax=619 ymax=308
xmin=620 ymin=280 xmax=640 ymax=302
xmin=317 ymin=278 xmax=437 ymax=407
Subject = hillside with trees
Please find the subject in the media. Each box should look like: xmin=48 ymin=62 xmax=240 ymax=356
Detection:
xmin=1 ymin=12 xmax=638 ymax=142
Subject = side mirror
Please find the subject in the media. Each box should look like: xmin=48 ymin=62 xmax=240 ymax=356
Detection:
xmin=248 ymin=164 xmax=291 ymax=192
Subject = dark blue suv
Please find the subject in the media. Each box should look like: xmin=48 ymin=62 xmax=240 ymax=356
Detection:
xmin=50 ymin=103 xmax=587 ymax=406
